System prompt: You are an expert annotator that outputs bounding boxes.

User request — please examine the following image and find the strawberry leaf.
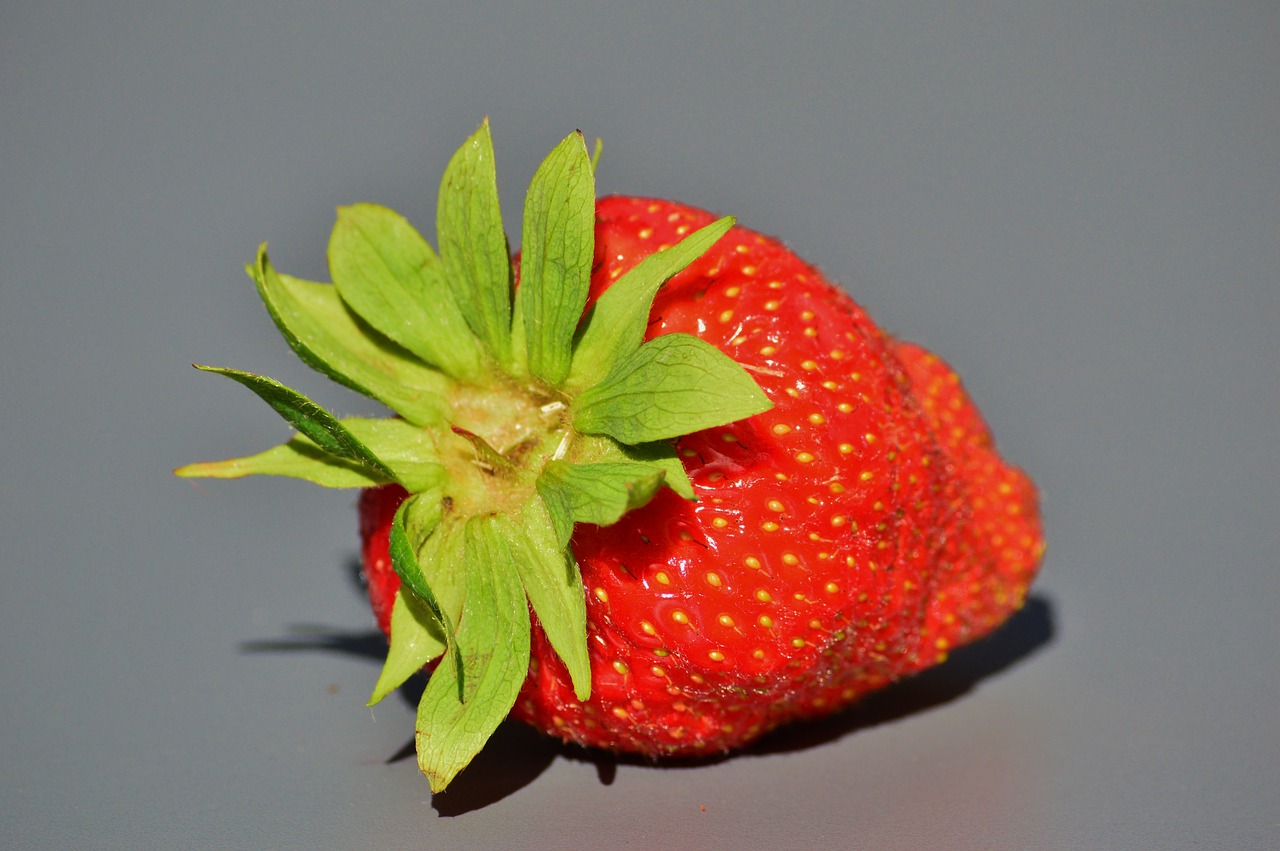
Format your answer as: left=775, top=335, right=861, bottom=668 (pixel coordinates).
left=516, top=130, right=595, bottom=386
left=438, top=119, right=512, bottom=365
left=338, top=418, right=443, bottom=492
left=174, top=439, right=388, bottom=487
left=619, top=440, right=695, bottom=500
left=388, top=497, right=451, bottom=629
left=572, top=334, right=773, bottom=443
left=174, top=418, right=442, bottom=491
left=536, top=460, right=666, bottom=547
left=194, top=366, right=395, bottom=478
left=507, top=501, right=590, bottom=699
left=250, top=248, right=450, bottom=426
left=415, top=515, right=531, bottom=792
left=368, top=588, right=447, bottom=706
left=568, top=216, right=734, bottom=389
left=328, top=204, right=484, bottom=382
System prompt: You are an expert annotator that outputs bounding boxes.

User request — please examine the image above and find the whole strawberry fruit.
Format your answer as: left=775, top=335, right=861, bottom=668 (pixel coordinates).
left=179, top=121, right=1043, bottom=791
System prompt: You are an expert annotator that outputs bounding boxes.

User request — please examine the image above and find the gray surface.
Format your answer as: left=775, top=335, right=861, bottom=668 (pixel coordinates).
left=3, top=2, right=1276, bottom=848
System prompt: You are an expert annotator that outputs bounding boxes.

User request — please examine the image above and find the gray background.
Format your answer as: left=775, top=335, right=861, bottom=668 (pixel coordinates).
left=3, top=2, right=1276, bottom=848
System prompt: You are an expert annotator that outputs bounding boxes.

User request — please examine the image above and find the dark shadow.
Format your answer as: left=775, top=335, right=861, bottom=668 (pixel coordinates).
left=242, top=558, right=1055, bottom=812
left=430, top=721, right=563, bottom=817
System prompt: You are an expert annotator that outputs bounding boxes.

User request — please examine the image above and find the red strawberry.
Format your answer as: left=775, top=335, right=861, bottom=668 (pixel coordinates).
left=179, top=122, right=1042, bottom=790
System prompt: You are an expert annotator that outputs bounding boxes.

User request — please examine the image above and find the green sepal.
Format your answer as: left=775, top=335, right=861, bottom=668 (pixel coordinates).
left=438, top=119, right=512, bottom=365
left=415, top=515, right=531, bottom=792
left=516, top=130, right=595, bottom=386
left=368, top=588, right=447, bottom=706
left=328, top=204, right=484, bottom=382
left=619, top=440, right=695, bottom=501
left=589, top=138, right=603, bottom=175
left=173, top=418, right=443, bottom=491
left=507, top=500, right=590, bottom=699
left=572, top=334, right=774, bottom=443
left=568, top=216, right=734, bottom=389
left=194, top=366, right=396, bottom=479
left=249, top=246, right=450, bottom=426
left=174, top=438, right=386, bottom=488
left=389, top=497, right=448, bottom=623
left=536, top=460, right=666, bottom=547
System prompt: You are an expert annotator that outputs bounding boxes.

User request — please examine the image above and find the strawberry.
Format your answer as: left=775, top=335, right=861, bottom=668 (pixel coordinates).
left=178, top=121, right=1042, bottom=791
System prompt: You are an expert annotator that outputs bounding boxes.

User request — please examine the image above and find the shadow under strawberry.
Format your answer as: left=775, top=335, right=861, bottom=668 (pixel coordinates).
left=241, top=558, right=1054, bottom=815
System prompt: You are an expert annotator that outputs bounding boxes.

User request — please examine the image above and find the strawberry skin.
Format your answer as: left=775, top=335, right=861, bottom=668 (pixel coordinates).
left=359, top=196, right=1043, bottom=756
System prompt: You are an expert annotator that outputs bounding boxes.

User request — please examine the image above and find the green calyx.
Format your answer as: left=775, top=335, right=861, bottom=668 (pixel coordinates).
left=175, top=119, right=772, bottom=792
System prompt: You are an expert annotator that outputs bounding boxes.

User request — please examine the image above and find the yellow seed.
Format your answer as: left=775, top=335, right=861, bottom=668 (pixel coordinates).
left=795, top=452, right=815, bottom=464
left=758, top=614, right=774, bottom=628
left=808, top=413, right=826, bottom=425
left=708, top=650, right=726, bottom=662
left=655, top=571, right=671, bottom=585
left=825, top=582, right=840, bottom=594
left=801, top=310, right=815, bottom=321
left=725, top=286, right=741, bottom=297
left=768, top=499, right=786, bottom=513
left=838, top=443, right=854, bottom=454
left=718, top=614, right=735, bottom=628
left=831, top=515, right=847, bottom=527
left=838, top=402, right=853, bottom=413
left=860, top=470, right=874, bottom=481
left=761, top=521, right=780, bottom=532
left=613, top=707, right=630, bottom=720
left=651, top=665, right=666, bottom=677
left=640, top=620, right=657, bottom=636
left=705, top=572, right=723, bottom=588
left=760, top=345, right=777, bottom=356
left=744, top=556, right=762, bottom=569
left=638, top=228, right=653, bottom=239
left=612, top=660, right=630, bottom=675
left=752, top=649, right=765, bottom=660
left=771, top=423, right=792, bottom=435
left=767, top=280, right=784, bottom=289
left=801, top=359, right=818, bottom=371
left=741, top=265, right=757, bottom=276
left=671, top=610, right=690, bottom=625
left=594, top=587, right=609, bottom=603
left=791, top=637, right=806, bottom=648
left=764, top=300, right=781, bottom=311
left=781, top=553, right=799, bottom=566
left=718, top=309, right=734, bottom=323
left=755, top=589, right=772, bottom=603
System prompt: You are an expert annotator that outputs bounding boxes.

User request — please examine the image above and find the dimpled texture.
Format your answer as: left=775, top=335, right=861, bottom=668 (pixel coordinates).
left=358, top=196, right=1043, bottom=756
